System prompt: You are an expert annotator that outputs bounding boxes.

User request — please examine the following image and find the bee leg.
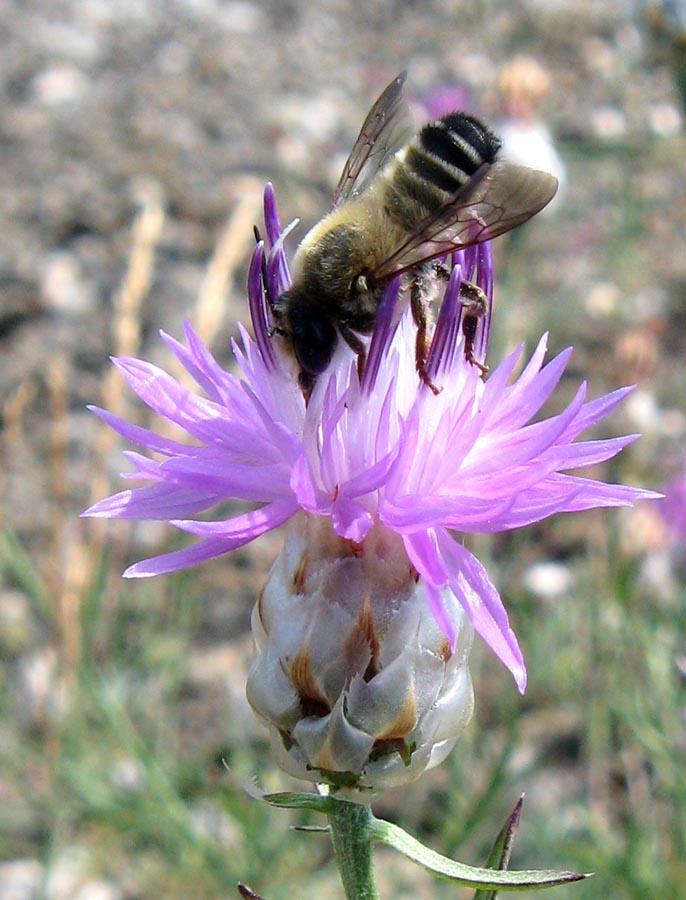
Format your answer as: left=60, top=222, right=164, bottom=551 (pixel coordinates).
left=431, top=261, right=451, bottom=283
left=410, top=271, right=441, bottom=395
left=338, top=322, right=368, bottom=381
left=459, top=280, right=489, bottom=377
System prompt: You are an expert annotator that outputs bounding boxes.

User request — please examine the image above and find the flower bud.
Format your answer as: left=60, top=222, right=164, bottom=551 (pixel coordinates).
left=246, top=513, right=474, bottom=798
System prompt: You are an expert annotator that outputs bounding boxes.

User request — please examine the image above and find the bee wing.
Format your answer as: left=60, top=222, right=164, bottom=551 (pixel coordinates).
left=372, top=161, right=559, bottom=281
left=331, top=72, right=415, bottom=209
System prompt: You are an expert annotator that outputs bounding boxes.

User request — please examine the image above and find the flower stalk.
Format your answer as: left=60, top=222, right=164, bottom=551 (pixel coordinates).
left=328, top=799, right=379, bottom=900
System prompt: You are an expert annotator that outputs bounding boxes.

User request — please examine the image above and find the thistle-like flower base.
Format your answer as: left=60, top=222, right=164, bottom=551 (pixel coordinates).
left=246, top=513, right=474, bottom=797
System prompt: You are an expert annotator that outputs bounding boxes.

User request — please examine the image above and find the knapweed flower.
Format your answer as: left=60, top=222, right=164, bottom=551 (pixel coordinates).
left=84, top=184, right=655, bottom=792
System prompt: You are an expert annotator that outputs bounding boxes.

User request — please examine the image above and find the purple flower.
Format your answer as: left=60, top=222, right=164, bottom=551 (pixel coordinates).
left=658, top=471, right=686, bottom=543
left=422, top=85, right=474, bottom=120
left=83, top=184, right=657, bottom=693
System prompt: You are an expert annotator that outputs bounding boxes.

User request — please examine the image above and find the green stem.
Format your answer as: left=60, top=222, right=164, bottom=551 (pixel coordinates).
left=327, top=798, right=380, bottom=900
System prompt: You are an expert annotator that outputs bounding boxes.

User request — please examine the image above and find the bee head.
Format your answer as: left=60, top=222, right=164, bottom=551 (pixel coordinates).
left=277, top=291, right=338, bottom=378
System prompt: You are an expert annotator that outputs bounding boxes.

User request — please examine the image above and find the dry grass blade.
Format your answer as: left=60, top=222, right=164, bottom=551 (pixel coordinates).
left=192, top=176, right=264, bottom=347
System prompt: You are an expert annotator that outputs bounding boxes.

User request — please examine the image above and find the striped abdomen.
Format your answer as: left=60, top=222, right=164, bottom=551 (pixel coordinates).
left=382, top=113, right=502, bottom=230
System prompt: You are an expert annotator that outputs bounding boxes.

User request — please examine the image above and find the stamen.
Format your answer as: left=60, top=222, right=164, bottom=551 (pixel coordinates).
left=361, top=278, right=401, bottom=395
left=247, top=241, right=278, bottom=371
left=425, top=264, right=463, bottom=380
left=266, top=217, right=299, bottom=300
left=458, top=246, right=478, bottom=283
left=262, top=182, right=282, bottom=247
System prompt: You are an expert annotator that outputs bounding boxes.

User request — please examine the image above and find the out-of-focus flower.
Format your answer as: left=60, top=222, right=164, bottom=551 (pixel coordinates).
left=84, top=185, right=656, bottom=704
left=422, top=85, right=473, bottom=120
left=658, top=471, right=686, bottom=541
left=495, top=57, right=566, bottom=201
left=497, top=56, right=551, bottom=122
left=656, top=470, right=686, bottom=579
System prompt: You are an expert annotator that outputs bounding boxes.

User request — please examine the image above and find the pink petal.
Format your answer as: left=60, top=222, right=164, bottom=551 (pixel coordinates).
left=290, top=453, right=330, bottom=513
left=88, top=406, right=194, bottom=457
left=83, top=483, right=220, bottom=520
left=160, top=457, right=292, bottom=501
left=331, top=497, right=373, bottom=542
left=170, top=498, right=298, bottom=537
left=124, top=538, right=245, bottom=578
left=404, top=529, right=526, bottom=692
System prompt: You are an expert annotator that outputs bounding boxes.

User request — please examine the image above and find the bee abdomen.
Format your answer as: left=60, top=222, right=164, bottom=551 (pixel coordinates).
left=384, top=113, right=502, bottom=229
left=420, top=113, right=501, bottom=182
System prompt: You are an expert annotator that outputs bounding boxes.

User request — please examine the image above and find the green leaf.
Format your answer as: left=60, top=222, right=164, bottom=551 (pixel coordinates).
left=474, top=796, right=524, bottom=900
left=370, top=815, right=589, bottom=892
left=260, top=790, right=334, bottom=814
left=223, top=765, right=335, bottom=814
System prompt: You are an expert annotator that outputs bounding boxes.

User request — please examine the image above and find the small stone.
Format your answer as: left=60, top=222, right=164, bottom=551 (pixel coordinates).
left=40, top=252, right=97, bottom=315
left=0, top=859, right=43, bottom=900
left=30, top=65, right=89, bottom=106
left=650, top=102, right=682, bottom=137
left=590, top=105, right=627, bottom=140
left=523, top=561, right=574, bottom=599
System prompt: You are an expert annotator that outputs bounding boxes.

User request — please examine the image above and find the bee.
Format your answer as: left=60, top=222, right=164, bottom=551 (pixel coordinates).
left=270, top=72, right=558, bottom=396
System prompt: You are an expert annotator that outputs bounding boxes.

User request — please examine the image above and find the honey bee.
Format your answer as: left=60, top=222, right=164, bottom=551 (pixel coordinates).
left=270, top=72, right=558, bottom=395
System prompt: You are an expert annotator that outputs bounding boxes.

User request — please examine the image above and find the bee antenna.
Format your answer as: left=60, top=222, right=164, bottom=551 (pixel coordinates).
left=253, top=225, right=262, bottom=244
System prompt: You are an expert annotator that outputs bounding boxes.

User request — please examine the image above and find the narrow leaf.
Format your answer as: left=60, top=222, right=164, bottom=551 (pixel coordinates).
left=474, top=796, right=524, bottom=900
left=261, top=790, right=334, bottom=814
left=371, top=816, right=589, bottom=891
left=237, top=884, right=267, bottom=899
left=1, top=529, right=53, bottom=624
left=223, top=766, right=334, bottom=814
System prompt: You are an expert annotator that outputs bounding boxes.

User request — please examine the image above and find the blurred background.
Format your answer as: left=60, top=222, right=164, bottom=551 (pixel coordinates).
left=1, top=0, right=685, bottom=897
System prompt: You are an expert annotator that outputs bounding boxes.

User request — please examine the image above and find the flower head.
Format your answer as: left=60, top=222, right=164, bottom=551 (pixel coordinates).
left=84, top=184, right=656, bottom=695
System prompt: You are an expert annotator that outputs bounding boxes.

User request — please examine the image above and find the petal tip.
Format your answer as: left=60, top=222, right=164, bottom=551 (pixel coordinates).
left=122, top=563, right=154, bottom=579
left=514, top=667, right=528, bottom=695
